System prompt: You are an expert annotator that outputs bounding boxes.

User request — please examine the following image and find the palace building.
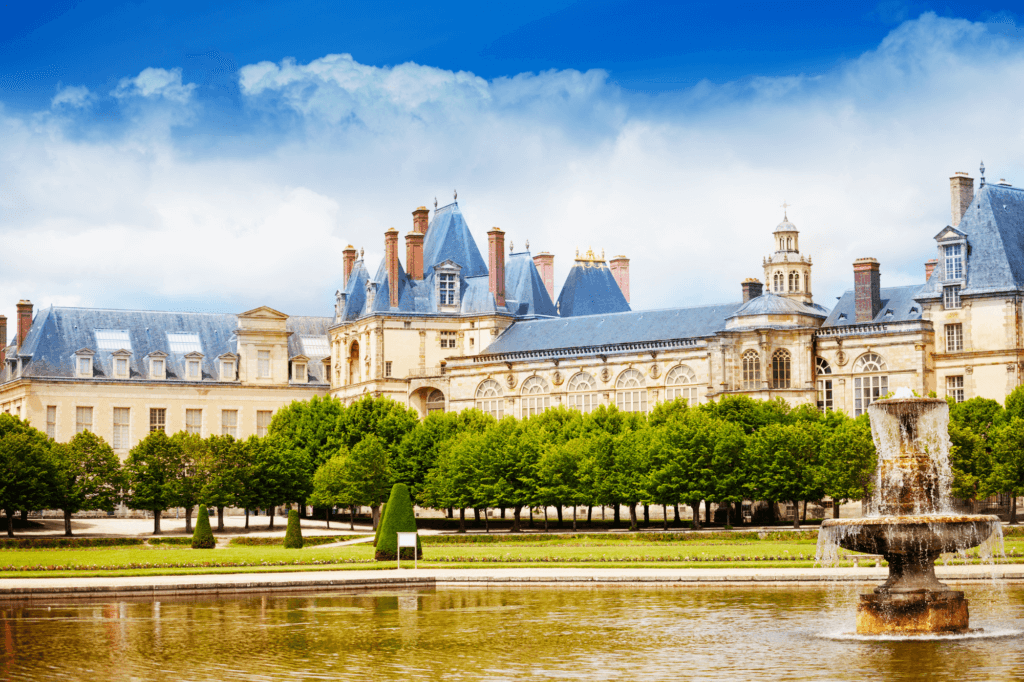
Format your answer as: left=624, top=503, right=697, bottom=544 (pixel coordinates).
left=2, top=167, right=1022, bottom=454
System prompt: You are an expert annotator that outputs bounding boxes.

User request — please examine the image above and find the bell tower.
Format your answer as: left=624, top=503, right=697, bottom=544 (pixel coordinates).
left=762, top=204, right=813, bottom=305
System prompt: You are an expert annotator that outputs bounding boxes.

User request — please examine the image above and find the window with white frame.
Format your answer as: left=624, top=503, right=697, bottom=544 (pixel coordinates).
left=742, top=350, right=761, bottom=390
left=520, top=376, right=551, bottom=417
left=616, top=368, right=647, bottom=413
left=75, top=406, right=93, bottom=434
left=185, top=409, right=202, bottom=435
left=257, top=410, right=273, bottom=437
left=567, top=372, right=598, bottom=413
left=771, top=349, right=792, bottom=389
left=816, top=357, right=833, bottom=412
left=150, top=408, right=166, bottom=433
left=113, top=408, right=130, bottom=449
left=219, top=356, right=236, bottom=381
left=46, top=406, right=56, bottom=439
left=947, top=376, right=965, bottom=403
left=188, top=360, right=201, bottom=379
left=292, top=362, right=307, bottom=383
left=221, top=409, right=238, bottom=437
left=76, top=351, right=94, bottom=378
left=788, top=272, right=800, bottom=292
left=149, top=355, right=166, bottom=380
left=945, top=324, right=964, bottom=353
left=944, top=285, right=961, bottom=310
left=945, top=243, right=963, bottom=279
left=258, top=350, right=271, bottom=379
left=385, top=361, right=393, bottom=377
left=665, top=365, right=699, bottom=405
left=853, top=353, right=889, bottom=417
left=426, top=390, right=446, bottom=414
left=438, top=274, right=458, bottom=306
left=475, top=379, right=504, bottom=418
left=440, top=331, right=457, bottom=349
left=115, top=357, right=129, bottom=378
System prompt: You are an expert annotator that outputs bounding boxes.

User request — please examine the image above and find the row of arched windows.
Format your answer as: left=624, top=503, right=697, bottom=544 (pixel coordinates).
left=772, top=271, right=804, bottom=293
left=741, top=348, right=792, bottom=389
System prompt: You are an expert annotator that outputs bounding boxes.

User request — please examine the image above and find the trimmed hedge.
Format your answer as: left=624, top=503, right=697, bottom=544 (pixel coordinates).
left=148, top=537, right=195, bottom=546
left=229, top=535, right=361, bottom=547
left=375, top=484, right=420, bottom=561
left=191, top=507, right=216, bottom=549
left=373, top=503, right=386, bottom=547
left=0, top=537, right=145, bottom=550
left=283, top=510, right=303, bottom=549
left=420, top=530, right=819, bottom=544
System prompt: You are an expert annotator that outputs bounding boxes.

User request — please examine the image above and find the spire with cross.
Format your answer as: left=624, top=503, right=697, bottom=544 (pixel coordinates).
left=781, top=201, right=791, bottom=220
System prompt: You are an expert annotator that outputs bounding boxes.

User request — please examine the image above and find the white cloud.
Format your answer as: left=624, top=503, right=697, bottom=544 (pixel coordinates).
left=111, top=67, right=197, bottom=103
left=50, top=84, right=92, bottom=109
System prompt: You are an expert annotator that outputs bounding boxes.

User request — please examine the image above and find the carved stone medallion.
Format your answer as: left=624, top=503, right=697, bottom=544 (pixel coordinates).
left=552, top=370, right=564, bottom=386
left=506, top=373, right=518, bottom=389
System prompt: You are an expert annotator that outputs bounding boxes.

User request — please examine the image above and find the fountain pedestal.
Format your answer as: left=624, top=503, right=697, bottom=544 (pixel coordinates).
left=857, top=591, right=968, bottom=635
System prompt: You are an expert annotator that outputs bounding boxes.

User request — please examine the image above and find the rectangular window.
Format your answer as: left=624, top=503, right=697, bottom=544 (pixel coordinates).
left=112, top=408, right=130, bottom=449
left=221, top=409, right=238, bottom=437
left=300, top=336, right=330, bottom=358
left=476, top=399, right=504, bottom=419
left=385, top=361, right=392, bottom=377
left=816, top=380, right=833, bottom=413
left=115, top=357, right=128, bottom=377
left=187, top=359, right=201, bottom=380
left=439, top=274, right=457, bottom=306
left=947, top=376, right=965, bottom=403
left=78, top=357, right=91, bottom=376
left=945, top=323, right=963, bottom=353
left=149, top=408, right=166, bottom=433
left=75, top=406, right=93, bottom=434
left=46, top=406, right=56, bottom=439
left=853, top=376, right=888, bottom=417
left=95, top=329, right=132, bottom=352
left=221, top=360, right=235, bottom=380
left=185, top=409, right=202, bottom=435
left=667, top=386, right=701, bottom=406
left=567, top=393, right=598, bottom=414
left=151, top=358, right=165, bottom=378
left=521, top=396, right=550, bottom=418
left=440, top=331, right=457, bottom=349
left=257, top=410, right=273, bottom=437
left=943, top=285, right=961, bottom=310
left=945, top=243, right=963, bottom=279
left=293, top=363, right=307, bottom=382
left=166, top=332, right=202, bottom=354
left=258, top=350, right=271, bottom=378
left=404, top=321, right=412, bottom=329
left=616, top=390, right=648, bottom=414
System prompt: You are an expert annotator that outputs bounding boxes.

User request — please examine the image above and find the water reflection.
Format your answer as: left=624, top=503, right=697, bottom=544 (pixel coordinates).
left=1, top=585, right=1023, bottom=680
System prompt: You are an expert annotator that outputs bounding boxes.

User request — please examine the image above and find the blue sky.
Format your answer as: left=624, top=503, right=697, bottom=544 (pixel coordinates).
left=1, top=1, right=1024, bottom=326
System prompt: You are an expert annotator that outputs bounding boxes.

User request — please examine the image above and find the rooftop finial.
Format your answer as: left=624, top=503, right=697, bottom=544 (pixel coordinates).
left=980, top=161, right=986, bottom=187
left=454, top=189, right=457, bottom=202
left=359, top=247, right=364, bottom=259
left=509, top=240, right=514, bottom=253
left=525, top=239, right=530, bottom=251
left=781, top=200, right=790, bottom=220
left=434, top=197, right=437, bottom=210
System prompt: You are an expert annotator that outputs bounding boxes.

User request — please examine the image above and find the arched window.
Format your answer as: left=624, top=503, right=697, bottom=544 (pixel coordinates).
left=853, top=353, right=888, bottom=416
left=426, top=389, right=445, bottom=415
left=348, top=341, right=360, bottom=385
left=521, top=376, right=551, bottom=417
left=786, top=237, right=792, bottom=250
left=789, top=271, right=800, bottom=292
left=815, top=358, right=833, bottom=412
left=773, top=271, right=783, bottom=293
left=771, top=349, right=791, bottom=389
left=475, top=379, right=504, bottom=419
left=742, top=350, right=761, bottom=390
left=567, top=372, right=598, bottom=414
left=615, top=368, right=647, bottom=413
left=665, top=365, right=700, bottom=405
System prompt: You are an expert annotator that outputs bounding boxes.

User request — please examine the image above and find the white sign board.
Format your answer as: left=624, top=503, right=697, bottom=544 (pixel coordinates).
left=396, top=532, right=418, bottom=569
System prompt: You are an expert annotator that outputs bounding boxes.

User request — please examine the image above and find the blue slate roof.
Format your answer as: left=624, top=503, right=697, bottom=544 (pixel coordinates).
left=728, top=293, right=828, bottom=319
left=5, top=307, right=330, bottom=384
left=423, top=202, right=488, bottom=279
left=505, top=252, right=557, bottom=317
left=822, top=285, right=925, bottom=327
left=484, top=303, right=741, bottom=355
left=556, top=259, right=631, bottom=317
left=916, top=182, right=1024, bottom=299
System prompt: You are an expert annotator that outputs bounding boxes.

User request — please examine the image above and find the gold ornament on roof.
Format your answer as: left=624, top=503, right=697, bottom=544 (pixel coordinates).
left=576, top=248, right=606, bottom=263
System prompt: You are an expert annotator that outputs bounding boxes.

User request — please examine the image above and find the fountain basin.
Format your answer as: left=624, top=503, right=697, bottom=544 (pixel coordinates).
left=821, top=515, right=1000, bottom=558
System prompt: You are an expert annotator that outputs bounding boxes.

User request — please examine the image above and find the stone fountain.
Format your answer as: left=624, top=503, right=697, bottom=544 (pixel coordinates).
left=818, top=390, right=1003, bottom=635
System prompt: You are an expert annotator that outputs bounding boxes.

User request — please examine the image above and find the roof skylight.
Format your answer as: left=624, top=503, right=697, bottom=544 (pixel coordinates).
left=95, top=329, right=132, bottom=352
left=301, top=336, right=330, bottom=358
left=167, top=332, right=202, bottom=354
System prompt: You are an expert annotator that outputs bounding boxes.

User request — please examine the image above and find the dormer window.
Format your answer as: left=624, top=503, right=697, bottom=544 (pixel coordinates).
left=74, top=349, right=95, bottom=378
left=147, top=351, right=168, bottom=380
left=945, top=244, right=963, bottom=280
left=112, top=349, right=132, bottom=379
left=290, top=355, right=309, bottom=383
left=184, top=351, right=204, bottom=381
left=439, top=274, right=457, bottom=305
left=218, top=353, right=238, bottom=382
left=433, top=260, right=462, bottom=311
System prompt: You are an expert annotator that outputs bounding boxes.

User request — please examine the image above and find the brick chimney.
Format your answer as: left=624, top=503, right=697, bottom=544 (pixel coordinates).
left=742, top=278, right=763, bottom=303
left=853, top=259, right=882, bottom=323
left=405, top=231, right=424, bottom=280
left=488, top=227, right=506, bottom=307
left=533, top=252, right=555, bottom=301
left=385, top=228, right=400, bottom=308
left=16, top=300, right=33, bottom=350
left=412, top=206, right=430, bottom=235
left=0, top=315, right=6, bottom=366
left=950, top=172, right=974, bottom=227
left=609, top=256, right=630, bottom=303
left=925, top=259, right=938, bottom=281
left=343, top=245, right=357, bottom=285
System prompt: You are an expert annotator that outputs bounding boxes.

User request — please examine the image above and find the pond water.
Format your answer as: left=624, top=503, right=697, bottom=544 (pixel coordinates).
left=2, top=584, right=1024, bottom=681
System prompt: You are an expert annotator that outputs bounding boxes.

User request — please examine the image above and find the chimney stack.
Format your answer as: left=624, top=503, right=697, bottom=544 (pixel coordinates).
left=16, top=300, right=33, bottom=350
left=385, top=229, right=400, bottom=308
left=533, top=252, right=555, bottom=301
left=609, top=256, right=630, bottom=303
left=0, top=315, right=6, bottom=367
left=742, top=278, right=763, bottom=303
left=488, top=227, right=506, bottom=307
left=412, top=206, right=430, bottom=235
left=925, top=259, right=938, bottom=281
left=950, top=172, right=974, bottom=227
left=405, top=231, right=424, bottom=280
left=343, top=245, right=357, bottom=286
left=853, top=259, right=882, bottom=323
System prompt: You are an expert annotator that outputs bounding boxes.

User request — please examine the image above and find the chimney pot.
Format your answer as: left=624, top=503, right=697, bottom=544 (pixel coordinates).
left=741, top=278, right=763, bottom=303
left=405, top=231, right=424, bottom=280
left=343, top=245, right=357, bottom=287
left=384, top=229, right=400, bottom=308
left=487, top=228, right=506, bottom=307
left=16, top=300, right=33, bottom=350
left=533, top=252, right=555, bottom=301
left=609, top=256, right=631, bottom=303
left=412, top=206, right=430, bottom=235
left=853, top=258, right=882, bottom=323
left=950, top=173, right=974, bottom=227
left=925, top=259, right=938, bottom=281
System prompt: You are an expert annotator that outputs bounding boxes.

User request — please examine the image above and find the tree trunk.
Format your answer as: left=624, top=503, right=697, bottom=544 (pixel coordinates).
left=474, top=508, right=481, bottom=522
left=64, top=509, right=73, bottom=536
left=529, top=506, right=535, bottom=528
left=458, top=507, right=466, bottom=533
left=628, top=504, right=638, bottom=531
left=1011, top=496, right=1018, bottom=525
left=154, top=509, right=162, bottom=535
left=833, top=502, right=841, bottom=519
left=500, top=507, right=505, bottom=519
left=674, top=503, right=681, bottom=524
left=5, top=510, right=12, bottom=537
left=572, top=506, right=577, bottom=532
left=544, top=506, right=549, bottom=531
left=350, top=505, right=356, bottom=530
left=614, top=504, right=620, bottom=524
left=644, top=504, right=649, bottom=525
left=447, top=507, right=453, bottom=519
left=326, top=507, right=330, bottom=529
left=704, top=500, right=711, bottom=525
left=269, top=506, right=275, bottom=530
left=185, top=506, right=193, bottom=535
left=511, top=505, right=522, bottom=533
left=484, top=509, right=489, bottom=533
left=217, top=506, right=225, bottom=532
left=371, top=505, right=380, bottom=530
left=587, top=505, right=593, bottom=524
left=19, top=510, right=26, bottom=523
left=299, top=502, right=306, bottom=519
left=691, top=501, right=701, bottom=530
left=792, top=500, right=801, bottom=529
left=663, top=504, right=668, bottom=531
left=802, top=500, right=808, bottom=522
left=245, top=508, right=250, bottom=529
left=724, top=503, right=731, bottom=528
left=556, top=506, right=563, bottom=528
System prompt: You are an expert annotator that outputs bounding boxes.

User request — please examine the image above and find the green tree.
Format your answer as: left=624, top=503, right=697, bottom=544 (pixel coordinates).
left=242, top=435, right=308, bottom=530
left=699, top=395, right=790, bottom=434
left=374, top=483, right=421, bottom=561
left=268, top=395, right=346, bottom=504
left=342, top=434, right=392, bottom=529
left=747, top=423, right=822, bottom=528
left=395, top=409, right=494, bottom=504
left=124, top=430, right=176, bottom=535
left=818, top=414, right=876, bottom=517
left=309, top=452, right=352, bottom=529
left=949, top=421, right=985, bottom=503
left=201, top=435, right=244, bottom=532
left=710, top=420, right=748, bottom=526
left=651, top=410, right=719, bottom=530
left=50, top=431, right=122, bottom=536
left=1004, top=386, right=1024, bottom=422
left=0, top=414, right=54, bottom=537
left=478, top=417, right=540, bottom=533
left=987, top=419, right=1024, bottom=524
left=166, top=432, right=206, bottom=534
left=422, top=432, right=482, bottom=532
left=191, top=505, right=215, bottom=549
left=338, top=395, right=419, bottom=455
left=536, top=436, right=589, bottom=531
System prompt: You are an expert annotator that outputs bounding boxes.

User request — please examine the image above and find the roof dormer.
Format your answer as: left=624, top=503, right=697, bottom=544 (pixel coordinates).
left=74, top=348, right=95, bottom=379
left=111, top=348, right=132, bottom=379
left=146, top=350, right=168, bottom=380
left=184, top=351, right=204, bottom=381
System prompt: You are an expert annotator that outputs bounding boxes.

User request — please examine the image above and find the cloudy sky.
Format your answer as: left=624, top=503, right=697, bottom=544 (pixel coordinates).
left=1, top=1, right=1023, bottom=333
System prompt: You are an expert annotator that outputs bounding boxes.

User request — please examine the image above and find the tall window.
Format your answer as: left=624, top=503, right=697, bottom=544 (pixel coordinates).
left=521, top=376, right=551, bottom=417
left=256, top=410, right=273, bottom=437
left=616, top=369, right=647, bottom=413
left=945, top=324, right=963, bottom=352
left=258, top=350, right=271, bottom=378
left=567, top=372, right=598, bottom=414
left=185, top=409, right=202, bottom=435
left=788, top=272, right=799, bottom=292
left=742, top=350, right=761, bottom=390
left=943, top=285, right=961, bottom=310
left=426, top=390, right=446, bottom=415
left=475, top=379, right=504, bottom=418
left=77, top=356, right=92, bottom=376
left=771, top=349, right=791, bottom=389
left=773, top=272, right=783, bottom=293
left=385, top=361, right=393, bottom=377
left=149, top=408, right=166, bottom=433
left=221, top=410, right=238, bottom=437
left=115, top=357, right=129, bottom=378
left=439, top=273, right=457, bottom=306
left=947, top=376, right=965, bottom=403
left=151, top=357, right=165, bottom=379
left=112, top=408, right=130, bottom=449
left=665, top=365, right=699, bottom=405
left=440, top=331, right=457, bottom=349
left=816, top=358, right=833, bottom=412
left=853, top=353, right=888, bottom=417
left=75, top=406, right=93, bottom=434
left=46, top=406, right=56, bottom=439
left=187, top=359, right=201, bottom=380
left=945, top=243, right=963, bottom=279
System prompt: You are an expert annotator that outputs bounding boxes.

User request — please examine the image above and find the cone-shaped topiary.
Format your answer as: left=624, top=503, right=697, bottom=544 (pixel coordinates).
left=191, top=506, right=215, bottom=549
left=373, top=503, right=386, bottom=546
left=374, top=484, right=421, bottom=561
left=283, top=509, right=304, bottom=549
